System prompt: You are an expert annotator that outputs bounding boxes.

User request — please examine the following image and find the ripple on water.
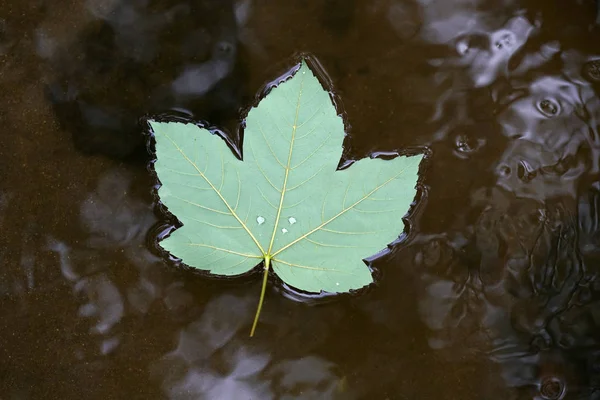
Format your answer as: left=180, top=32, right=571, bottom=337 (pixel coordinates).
left=404, top=5, right=600, bottom=393
left=4, top=0, right=600, bottom=398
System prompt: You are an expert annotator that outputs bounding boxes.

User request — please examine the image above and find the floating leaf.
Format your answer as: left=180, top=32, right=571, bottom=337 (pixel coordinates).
left=148, top=60, right=423, bottom=336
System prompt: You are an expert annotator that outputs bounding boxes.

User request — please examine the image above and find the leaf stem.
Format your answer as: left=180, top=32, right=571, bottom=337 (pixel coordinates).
left=250, top=256, right=270, bottom=337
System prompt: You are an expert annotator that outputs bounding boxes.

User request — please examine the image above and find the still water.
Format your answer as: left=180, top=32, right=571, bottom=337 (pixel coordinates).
left=1, top=0, right=600, bottom=398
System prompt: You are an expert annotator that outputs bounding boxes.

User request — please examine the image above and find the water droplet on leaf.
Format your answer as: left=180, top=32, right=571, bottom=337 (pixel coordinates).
left=257, top=216, right=265, bottom=225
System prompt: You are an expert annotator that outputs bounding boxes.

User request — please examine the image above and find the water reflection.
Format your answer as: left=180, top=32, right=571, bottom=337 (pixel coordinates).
left=391, top=2, right=600, bottom=398
left=450, top=16, right=534, bottom=87
left=42, top=0, right=243, bottom=159
left=153, top=293, right=345, bottom=399
left=410, top=188, right=600, bottom=397
left=47, top=168, right=161, bottom=358
left=3, top=0, right=600, bottom=398
left=495, top=70, right=598, bottom=199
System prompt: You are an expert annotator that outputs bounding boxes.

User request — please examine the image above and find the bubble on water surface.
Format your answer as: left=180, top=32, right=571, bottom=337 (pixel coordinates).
left=583, top=59, right=600, bottom=81
left=494, top=32, right=515, bottom=50
left=537, top=98, right=560, bottom=117
left=539, top=376, right=566, bottom=400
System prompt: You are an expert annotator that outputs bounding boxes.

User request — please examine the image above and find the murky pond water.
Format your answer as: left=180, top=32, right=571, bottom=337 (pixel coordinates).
left=2, top=0, right=600, bottom=398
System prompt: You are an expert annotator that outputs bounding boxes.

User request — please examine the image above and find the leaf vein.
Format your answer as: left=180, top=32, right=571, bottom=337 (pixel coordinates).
left=286, top=163, right=328, bottom=192
left=305, top=237, right=371, bottom=249
left=352, top=207, right=405, bottom=214
left=257, top=185, right=279, bottom=209
left=274, top=258, right=354, bottom=274
left=220, top=256, right=255, bottom=271
left=257, top=119, right=287, bottom=167
left=186, top=243, right=262, bottom=258
left=189, top=218, right=243, bottom=229
left=271, top=167, right=409, bottom=257
left=321, top=228, right=389, bottom=235
left=158, top=131, right=265, bottom=254
left=266, top=68, right=305, bottom=254
left=250, top=144, right=283, bottom=193
left=296, top=104, right=323, bottom=130
left=169, top=195, right=230, bottom=215
left=161, top=167, right=201, bottom=177
left=291, top=131, right=333, bottom=169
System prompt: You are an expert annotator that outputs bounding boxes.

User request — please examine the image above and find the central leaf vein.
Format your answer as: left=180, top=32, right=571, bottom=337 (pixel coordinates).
left=266, top=71, right=305, bottom=254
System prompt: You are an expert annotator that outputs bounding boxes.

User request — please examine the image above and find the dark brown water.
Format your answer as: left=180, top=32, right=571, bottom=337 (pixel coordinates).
left=2, top=0, right=600, bottom=398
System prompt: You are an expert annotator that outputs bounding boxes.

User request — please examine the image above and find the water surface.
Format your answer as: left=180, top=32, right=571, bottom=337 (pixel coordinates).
left=1, top=0, right=600, bottom=398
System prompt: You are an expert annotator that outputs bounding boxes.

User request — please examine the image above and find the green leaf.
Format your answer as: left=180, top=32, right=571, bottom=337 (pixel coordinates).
left=149, top=60, right=423, bottom=336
